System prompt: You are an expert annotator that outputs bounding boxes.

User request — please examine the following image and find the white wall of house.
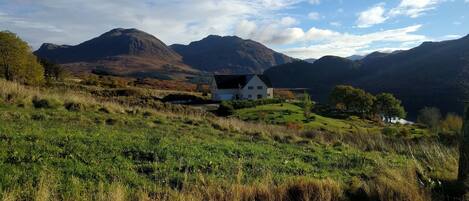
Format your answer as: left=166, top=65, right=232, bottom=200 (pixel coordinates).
left=240, top=76, right=272, bottom=100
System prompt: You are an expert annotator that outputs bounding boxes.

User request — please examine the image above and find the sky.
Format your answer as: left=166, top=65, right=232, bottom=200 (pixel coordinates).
left=0, top=0, right=468, bottom=59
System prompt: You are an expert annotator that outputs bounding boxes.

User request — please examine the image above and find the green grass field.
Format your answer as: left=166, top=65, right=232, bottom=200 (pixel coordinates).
left=0, top=80, right=460, bottom=200
left=233, top=103, right=430, bottom=138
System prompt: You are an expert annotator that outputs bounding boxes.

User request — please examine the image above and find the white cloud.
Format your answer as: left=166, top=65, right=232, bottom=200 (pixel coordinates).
left=235, top=20, right=257, bottom=37
left=329, top=22, right=341, bottom=27
left=308, top=12, right=320, bottom=20
left=279, top=16, right=298, bottom=26
left=441, top=34, right=461, bottom=39
left=356, top=5, right=388, bottom=28
left=304, top=27, right=340, bottom=40
left=0, top=0, right=303, bottom=49
left=309, top=0, right=320, bottom=5
left=235, top=19, right=305, bottom=45
left=389, top=0, right=440, bottom=18
left=281, top=25, right=428, bottom=58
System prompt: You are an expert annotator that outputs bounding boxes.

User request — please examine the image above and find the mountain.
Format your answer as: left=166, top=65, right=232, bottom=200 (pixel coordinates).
left=35, top=28, right=196, bottom=79
left=346, top=55, right=365, bottom=61
left=265, top=35, right=469, bottom=118
left=170, top=35, right=295, bottom=74
left=304, top=58, right=317, bottom=63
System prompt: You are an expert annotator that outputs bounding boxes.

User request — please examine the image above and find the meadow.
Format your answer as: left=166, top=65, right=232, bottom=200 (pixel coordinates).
left=0, top=79, right=461, bottom=201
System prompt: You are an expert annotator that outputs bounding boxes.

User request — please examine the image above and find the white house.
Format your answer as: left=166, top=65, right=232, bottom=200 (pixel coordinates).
left=210, top=74, right=274, bottom=101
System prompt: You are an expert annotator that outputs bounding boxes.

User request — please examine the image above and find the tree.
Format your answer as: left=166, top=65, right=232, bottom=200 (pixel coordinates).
left=440, top=113, right=463, bottom=134
left=39, top=58, right=65, bottom=81
left=417, top=107, right=441, bottom=131
left=373, top=93, right=406, bottom=123
left=303, top=92, right=313, bottom=119
left=330, top=85, right=375, bottom=118
left=0, top=31, right=44, bottom=84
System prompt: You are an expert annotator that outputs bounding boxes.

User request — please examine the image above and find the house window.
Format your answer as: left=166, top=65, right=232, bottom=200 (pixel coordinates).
left=257, top=86, right=263, bottom=90
left=257, top=94, right=263, bottom=99
left=248, top=95, right=252, bottom=98
left=248, top=86, right=254, bottom=90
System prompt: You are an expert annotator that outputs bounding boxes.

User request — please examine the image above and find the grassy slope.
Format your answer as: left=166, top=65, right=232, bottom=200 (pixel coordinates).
left=0, top=80, right=459, bottom=200
left=233, top=103, right=429, bottom=137
left=0, top=105, right=411, bottom=197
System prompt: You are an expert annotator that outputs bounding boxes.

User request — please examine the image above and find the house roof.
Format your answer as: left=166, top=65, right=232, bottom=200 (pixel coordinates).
left=213, top=74, right=272, bottom=89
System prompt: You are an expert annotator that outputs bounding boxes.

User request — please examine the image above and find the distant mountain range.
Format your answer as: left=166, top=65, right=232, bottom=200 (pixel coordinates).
left=304, top=58, right=317, bottom=63
left=170, top=35, right=294, bottom=73
left=34, top=28, right=469, bottom=117
left=35, top=28, right=294, bottom=78
left=347, top=55, right=365, bottom=61
left=265, top=34, right=469, bottom=118
left=35, top=28, right=195, bottom=79
left=304, top=55, right=364, bottom=64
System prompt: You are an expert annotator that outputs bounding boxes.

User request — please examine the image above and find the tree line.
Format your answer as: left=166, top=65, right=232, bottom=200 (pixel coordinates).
left=0, top=31, right=65, bottom=85
left=327, top=85, right=406, bottom=122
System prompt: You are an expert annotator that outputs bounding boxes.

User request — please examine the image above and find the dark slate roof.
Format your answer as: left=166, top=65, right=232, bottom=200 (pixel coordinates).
left=257, top=75, right=273, bottom=87
left=213, top=74, right=272, bottom=89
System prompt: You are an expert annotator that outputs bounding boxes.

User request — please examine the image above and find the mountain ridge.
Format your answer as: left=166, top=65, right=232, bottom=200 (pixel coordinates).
left=265, top=35, right=469, bottom=118
left=34, top=28, right=196, bottom=79
left=170, top=35, right=295, bottom=74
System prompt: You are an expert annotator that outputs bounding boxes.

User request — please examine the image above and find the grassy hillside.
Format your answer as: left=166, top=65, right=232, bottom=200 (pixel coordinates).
left=0, top=79, right=461, bottom=200
left=233, top=103, right=429, bottom=138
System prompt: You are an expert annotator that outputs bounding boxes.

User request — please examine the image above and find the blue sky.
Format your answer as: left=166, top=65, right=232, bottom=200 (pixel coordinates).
left=0, top=0, right=468, bottom=58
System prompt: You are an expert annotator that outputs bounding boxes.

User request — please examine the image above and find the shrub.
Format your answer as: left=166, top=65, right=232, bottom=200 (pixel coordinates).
left=440, top=113, right=463, bottom=134
left=417, top=107, right=441, bottom=131
left=98, top=106, right=111, bottom=114
left=398, top=128, right=412, bottom=138
left=216, top=102, right=234, bottom=116
left=31, top=113, right=47, bottom=121
left=382, top=127, right=399, bottom=136
left=64, top=101, right=85, bottom=112
left=32, top=96, right=62, bottom=109
left=221, top=98, right=285, bottom=111
left=105, top=118, right=119, bottom=125
left=162, top=93, right=207, bottom=104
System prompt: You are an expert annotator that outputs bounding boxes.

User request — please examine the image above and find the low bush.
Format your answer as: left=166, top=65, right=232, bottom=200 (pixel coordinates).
left=64, top=101, right=86, bottom=112
left=382, top=127, right=400, bottom=136
left=32, top=96, right=62, bottom=109
left=227, top=98, right=285, bottom=109
left=216, top=102, right=235, bottom=116
left=313, top=104, right=352, bottom=119
left=162, top=93, right=208, bottom=104
left=216, top=99, right=286, bottom=116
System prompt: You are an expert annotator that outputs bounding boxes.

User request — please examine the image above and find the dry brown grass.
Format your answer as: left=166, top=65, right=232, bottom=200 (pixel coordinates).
left=366, top=167, right=431, bottom=201
left=1, top=169, right=437, bottom=201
